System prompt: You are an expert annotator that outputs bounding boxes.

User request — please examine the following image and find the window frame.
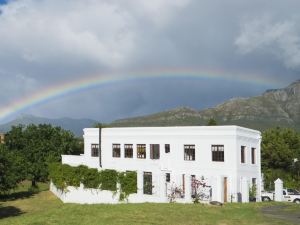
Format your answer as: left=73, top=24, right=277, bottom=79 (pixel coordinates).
left=251, top=147, right=256, bottom=164
left=165, top=144, right=170, bottom=153
left=150, top=144, right=160, bottom=159
left=241, top=146, right=246, bottom=163
left=211, top=145, right=224, bottom=162
left=91, top=144, right=99, bottom=157
left=137, top=144, right=146, bottom=159
left=112, top=143, right=121, bottom=158
left=124, top=144, right=133, bottom=158
left=184, top=145, right=195, bottom=161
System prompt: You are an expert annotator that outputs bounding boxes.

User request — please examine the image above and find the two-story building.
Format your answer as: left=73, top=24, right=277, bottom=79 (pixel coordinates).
left=51, top=126, right=262, bottom=204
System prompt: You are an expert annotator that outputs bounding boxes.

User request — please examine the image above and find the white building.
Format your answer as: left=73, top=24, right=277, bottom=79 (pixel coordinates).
left=51, top=126, right=262, bottom=204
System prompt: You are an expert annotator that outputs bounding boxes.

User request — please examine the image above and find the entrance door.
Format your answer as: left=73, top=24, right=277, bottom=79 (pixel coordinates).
left=224, top=177, right=227, bottom=203
left=143, top=172, right=152, bottom=195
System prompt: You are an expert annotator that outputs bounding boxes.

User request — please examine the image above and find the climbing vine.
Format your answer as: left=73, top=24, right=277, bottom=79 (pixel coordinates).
left=48, top=163, right=137, bottom=201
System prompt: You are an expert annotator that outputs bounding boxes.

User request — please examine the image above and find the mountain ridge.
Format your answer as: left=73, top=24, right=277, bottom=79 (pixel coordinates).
left=0, top=114, right=98, bottom=136
left=111, top=80, right=300, bottom=131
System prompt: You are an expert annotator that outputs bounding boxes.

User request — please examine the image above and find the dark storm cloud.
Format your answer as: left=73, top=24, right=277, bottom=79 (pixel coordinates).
left=0, top=0, right=299, bottom=123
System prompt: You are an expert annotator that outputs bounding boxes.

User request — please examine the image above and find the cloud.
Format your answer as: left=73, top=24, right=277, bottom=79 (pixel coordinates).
left=235, top=16, right=300, bottom=69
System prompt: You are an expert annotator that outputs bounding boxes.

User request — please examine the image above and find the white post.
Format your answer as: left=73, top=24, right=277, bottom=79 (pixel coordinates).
left=185, top=174, right=192, bottom=203
left=241, top=177, right=249, bottom=203
left=137, top=171, right=143, bottom=196
left=274, top=178, right=283, bottom=202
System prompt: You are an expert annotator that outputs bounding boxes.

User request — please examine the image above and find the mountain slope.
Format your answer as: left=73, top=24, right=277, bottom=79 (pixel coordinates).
left=111, top=80, right=300, bottom=131
left=0, top=114, right=98, bottom=136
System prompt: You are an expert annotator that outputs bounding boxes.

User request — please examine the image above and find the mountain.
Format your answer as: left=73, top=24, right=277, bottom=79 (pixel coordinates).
left=0, top=114, right=98, bottom=136
left=111, top=80, right=300, bottom=131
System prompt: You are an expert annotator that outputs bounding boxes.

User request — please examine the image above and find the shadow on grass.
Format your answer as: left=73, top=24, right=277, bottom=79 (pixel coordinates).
left=0, top=190, right=35, bottom=202
left=0, top=205, right=23, bottom=219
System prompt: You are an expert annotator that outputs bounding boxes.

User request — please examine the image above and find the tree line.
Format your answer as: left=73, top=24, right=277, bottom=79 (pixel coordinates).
left=0, top=123, right=300, bottom=194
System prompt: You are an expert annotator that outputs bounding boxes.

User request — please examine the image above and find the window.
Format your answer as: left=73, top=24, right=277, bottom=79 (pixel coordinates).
left=137, top=144, right=146, bottom=159
left=112, top=144, right=121, bottom=158
left=165, top=144, right=170, bottom=153
left=184, top=145, right=195, bottom=161
left=143, top=172, right=152, bottom=195
left=251, top=148, right=256, bottom=164
left=166, top=173, right=170, bottom=182
left=252, top=178, right=256, bottom=187
left=241, top=146, right=246, bottom=163
left=91, top=144, right=99, bottom=157
left=150, top=144, right=160, bottom=159
left=212, top=145, right=224, bottom=162
left=124, top=144, right=133, bottom=158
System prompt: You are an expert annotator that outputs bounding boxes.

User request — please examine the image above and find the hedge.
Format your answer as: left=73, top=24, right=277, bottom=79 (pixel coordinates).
left=48, top=163, right=137, bottom=201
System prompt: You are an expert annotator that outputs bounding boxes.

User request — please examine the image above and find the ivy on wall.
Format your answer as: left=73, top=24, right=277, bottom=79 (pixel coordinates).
left=48, top=163, right=137, bottom=201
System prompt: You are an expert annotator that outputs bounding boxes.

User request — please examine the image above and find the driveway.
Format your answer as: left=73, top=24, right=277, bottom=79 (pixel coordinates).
left=261, top=205, right=300, bottom=224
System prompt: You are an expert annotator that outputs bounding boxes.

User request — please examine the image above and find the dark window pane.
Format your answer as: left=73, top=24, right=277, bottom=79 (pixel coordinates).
left=184, top=145, right=195, bottom=161
left=251, top=148, right=256, bottom=164
left=165, top=144, right=170, bottom=153
left=143, top=172, right=152, bottom=194
left=137, top=144, right=146, bottom=159
left=112, top=144, right=121, bottom=158
left=241, top=146, right=246, bottom=163
left=166, top=173, right=170, bottom=182
left=91, top=144, right=99, bottom=157
left=150, top=144, right=160, bottom=159
left=124, top=144, right=133, bottom=158
left=212, top=145, right=224, bottom=162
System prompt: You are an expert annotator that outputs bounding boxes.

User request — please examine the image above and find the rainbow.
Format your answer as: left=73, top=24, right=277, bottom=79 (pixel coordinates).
left=0, top=69, right=283, bottom=122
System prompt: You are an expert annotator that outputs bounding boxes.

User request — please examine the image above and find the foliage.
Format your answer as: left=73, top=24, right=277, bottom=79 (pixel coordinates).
left=99, top=170, right=118, bottom=191
left=82, top=168, right=101, bottom=189
left=0, top=145, right=25, bottom=194
left=249, top=184, right=257, bottom=199
left=207, top=118, right=217, bottom=126
left=118, top=171, right=137, bottom=201
left=261, top=127, right=300, bottom=189
left=48, top=163, right=137, bottom=200
left=5, top=124, right=81, bottom=186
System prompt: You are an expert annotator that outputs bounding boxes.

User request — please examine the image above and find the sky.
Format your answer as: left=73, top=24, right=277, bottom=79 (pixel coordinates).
left=0, top=0, right=299, bottom=123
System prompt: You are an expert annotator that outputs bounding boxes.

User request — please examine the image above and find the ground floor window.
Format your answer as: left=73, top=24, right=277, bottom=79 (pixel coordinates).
left=143, top=172, right=152, bottom=195
left=166, top=173, right=170, bottom=183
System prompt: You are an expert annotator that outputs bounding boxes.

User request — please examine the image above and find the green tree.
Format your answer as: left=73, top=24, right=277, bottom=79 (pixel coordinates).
left=207, top=118, right=217, bottom=126
left=5, top=124, right=81, bottom=187
left=0, top=144, right=25, bottom=194
left=262, top=127, right=300, bottom=170
left=261, top=127, right=300, bottom=189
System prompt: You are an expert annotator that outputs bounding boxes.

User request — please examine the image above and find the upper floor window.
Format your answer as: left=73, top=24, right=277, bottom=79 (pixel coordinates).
left=251, top=148, right=256, bottom=164
left=150, top=144, right=160, bottom=159
left=241, top=146, right=246, bottom=163
left=112, top=144, right=121, bottom=158
left=212, top=145, right=224, bottom=162
left=184, top=145, right=195, bottom=161
left=165, top=144, right=170, bottom=153
left=91, top=144, right=99, bottom=157
left=124, top=144, right=133, bottom=158
left=137, top=144, right=146, bottom=159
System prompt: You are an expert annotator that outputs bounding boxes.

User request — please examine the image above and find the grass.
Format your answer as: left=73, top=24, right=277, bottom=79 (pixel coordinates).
left=0, top=182, right=299, bottom=225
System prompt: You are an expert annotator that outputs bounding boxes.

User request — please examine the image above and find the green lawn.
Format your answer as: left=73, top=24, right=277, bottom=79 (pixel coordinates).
left=0, top=183, right=298, bottom=225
